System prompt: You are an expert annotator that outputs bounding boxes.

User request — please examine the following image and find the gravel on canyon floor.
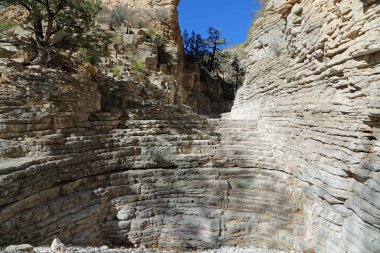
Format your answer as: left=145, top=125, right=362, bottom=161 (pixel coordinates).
left=0, top=246, right=292, bottom=253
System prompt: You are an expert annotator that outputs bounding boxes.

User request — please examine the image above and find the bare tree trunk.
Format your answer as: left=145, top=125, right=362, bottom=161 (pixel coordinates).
left=31, top=41, right=52, bottom=66
left=31, top=17, right=49, bottom=65
left=235, top=75, right=239, bottom=93
left=31, top=49, right=48, bottom=65
left=208, top=43, right=217, bottom=72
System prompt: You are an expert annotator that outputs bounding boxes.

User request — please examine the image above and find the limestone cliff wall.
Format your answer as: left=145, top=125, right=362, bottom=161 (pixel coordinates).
left=100, top=0, right=185, bottom=104
left=1, top=0, right=379, bottom=252
left=230, top=0, right=380, bottom=252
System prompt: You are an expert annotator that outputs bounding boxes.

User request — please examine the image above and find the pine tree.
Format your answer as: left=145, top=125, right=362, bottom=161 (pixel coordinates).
left=204, top=27, right=227, bottom=72
left=231, top=56, right=244, bottom=92
left=182, top=29, right=207, bottom=62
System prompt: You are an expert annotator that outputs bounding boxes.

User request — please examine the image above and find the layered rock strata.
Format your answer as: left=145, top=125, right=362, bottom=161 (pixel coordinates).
left=0, top=0, right=379, bottom=253
left=231, top=0, right=380, bottom=252
left=0, top=65, right=305, bottom=251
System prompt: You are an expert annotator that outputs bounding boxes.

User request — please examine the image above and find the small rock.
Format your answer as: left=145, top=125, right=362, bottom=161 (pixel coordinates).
left=51, top=238, right=66, bottom=253
left=99, top=245, right=109, bottom=250
left=5, top=244, right=34, bottom=252
left=26, top=65, right=41, bottom=69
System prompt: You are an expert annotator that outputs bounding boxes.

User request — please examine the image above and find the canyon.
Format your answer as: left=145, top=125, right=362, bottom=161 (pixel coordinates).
left=0, top=0, right=379, bottom=253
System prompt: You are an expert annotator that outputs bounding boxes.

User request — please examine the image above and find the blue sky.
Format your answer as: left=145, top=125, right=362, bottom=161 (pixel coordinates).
left=178, top=0, right=260, bottom=47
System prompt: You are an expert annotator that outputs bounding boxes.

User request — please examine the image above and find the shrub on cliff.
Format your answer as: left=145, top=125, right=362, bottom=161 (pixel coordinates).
left=131, top=60, right=145, bottom=73
left=155, top=8, right=170, bottom=23
left=0, top=0, right=102, bottom=66
left=97, top=4, right=129, bottom=28
left=231, top=55, right=245, bottom=92
left=0, top=21, right=15, bottom=33
left=251, top=0, right=269, bottom=21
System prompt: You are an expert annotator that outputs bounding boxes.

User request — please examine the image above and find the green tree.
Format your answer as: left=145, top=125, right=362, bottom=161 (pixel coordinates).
left=204, top=27, right=227, bottom=72
left=0, top=0, right=101, bottom=65
left=183, top=29, right=192, bottom=55
left=183, top=29, right=207, bottom=62
left=231, top=55, right=244, bottom=92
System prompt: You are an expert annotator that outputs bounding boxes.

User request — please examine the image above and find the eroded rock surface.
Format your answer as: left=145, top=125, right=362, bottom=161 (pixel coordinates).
left=0, top=0, right=379, bottom=253
left=0, top=63, right=304, bottom=250
left=231, top=0, right=380, bottom=252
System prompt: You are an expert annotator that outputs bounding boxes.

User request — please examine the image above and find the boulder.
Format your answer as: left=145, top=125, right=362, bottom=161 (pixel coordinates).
left=5, top=244, right=34, bottom=252
left=51, top=238, right=66, bottom=253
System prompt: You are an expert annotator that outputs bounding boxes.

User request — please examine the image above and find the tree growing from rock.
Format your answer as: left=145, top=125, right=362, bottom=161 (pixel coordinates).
left=182, top=27, right=228, bottom=73
left=0, top=0, right=101, bottom=65
left=204, top=27, right=227, bottom=72
left=231, top=55, right=244, bottom=92
left=183, top=29, right=207, bottom=62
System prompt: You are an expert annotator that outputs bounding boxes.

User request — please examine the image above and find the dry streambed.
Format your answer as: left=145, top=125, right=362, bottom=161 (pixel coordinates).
left=0, top=246, right=291, bottom=253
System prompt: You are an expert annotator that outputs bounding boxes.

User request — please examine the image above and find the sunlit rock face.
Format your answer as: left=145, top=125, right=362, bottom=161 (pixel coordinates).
left=102, top=0, right=181, bottom=47
left=100, top=0, right=185, bottom=101
left=231, top=0, right=380, bottom=252
left=102, top=0, right=179, bottom=8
